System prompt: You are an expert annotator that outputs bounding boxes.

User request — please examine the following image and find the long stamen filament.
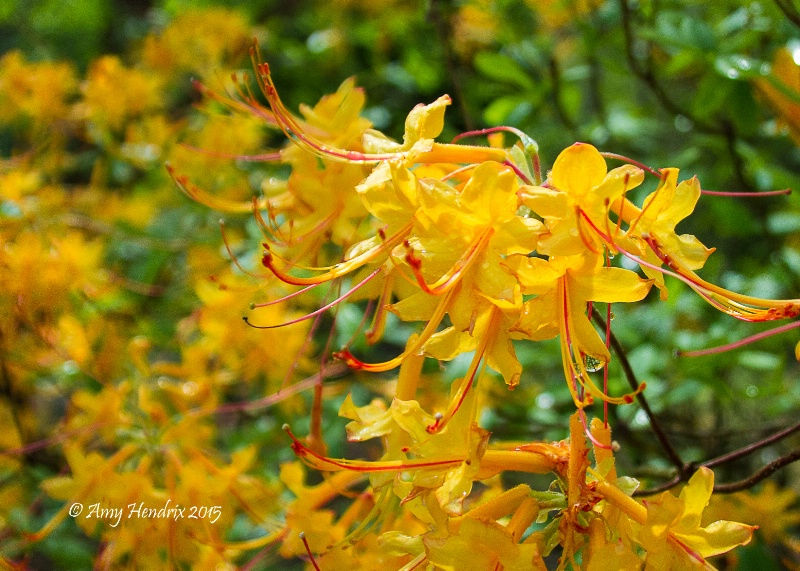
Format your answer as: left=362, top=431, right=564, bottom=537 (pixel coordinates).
left=336, top=287, right=456, bottom=372
left=262, top=221, right=412, bottom=285
left=283, top=425, right=464, bottom=472
left=406, top=228, right=494, bottom=295
left=428, top=306, right=499, bottom=433
left=679, top=319, right=800, bottom=357
left=168, top=165, right=276, bottom=213
left=243, top=267, right=381, bottom=329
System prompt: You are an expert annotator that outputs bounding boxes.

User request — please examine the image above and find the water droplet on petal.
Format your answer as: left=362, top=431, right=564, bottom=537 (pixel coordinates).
left=584, top=355, right=605, bottom=373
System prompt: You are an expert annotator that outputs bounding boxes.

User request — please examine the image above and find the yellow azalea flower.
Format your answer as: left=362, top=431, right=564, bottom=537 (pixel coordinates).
left=520, top=142, right=644, bottom=256
left=255, top=60, right=507, bottom=167
left=508, top=252, right=652, bottom=407
left=424, top=517, right=546, bottom=571
left=191, top=272, right=310, bottom=388
left=342, top=161, right=542, bottom=394
left=611, top=168, right=714, bottom=300
left=640, top=468, right=755, bottom=569
left=329, top=384, right=486, bottom=514
left=452, top=0, right=498, bottom=58
left=525, top=0, right=604, bottom=29
left=0, top=168, right=41, bottom=202
left=362, top=94, right=451, bottom=158
left=278, top=461, right=365, bottom=557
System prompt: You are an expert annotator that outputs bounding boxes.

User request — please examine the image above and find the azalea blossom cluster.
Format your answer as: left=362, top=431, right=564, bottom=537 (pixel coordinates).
left=168, top=47, right=800, bottom=569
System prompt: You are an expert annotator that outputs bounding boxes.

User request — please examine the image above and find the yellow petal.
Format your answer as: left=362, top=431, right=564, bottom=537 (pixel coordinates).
left=511, top=292, right=559, bottom=341
left=551, top=142, right=607, bottom=198
left=569, top=266, right=653, bottom=304
left=593, top=164, right=644, bottom=205
left=654, top=176, right=702, bottom=231
left=677, top=467, right=714, bottom=531
left=519, top=185, right=568, bottom=218
left=679, top=520, right=756, bottom=558
left=403, top=94, right=451, bottom=147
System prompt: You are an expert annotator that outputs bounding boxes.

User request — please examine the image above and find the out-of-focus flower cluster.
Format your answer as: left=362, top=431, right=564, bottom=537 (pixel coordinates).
left=0, top=9, right=311, bottom=569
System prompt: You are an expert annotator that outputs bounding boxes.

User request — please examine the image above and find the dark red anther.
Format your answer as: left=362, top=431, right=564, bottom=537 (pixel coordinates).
left=405, top=252, right=421, bottom=270
left=623, top=394, right=634, bottom=404
left=333, top=349, right=364, bottom=370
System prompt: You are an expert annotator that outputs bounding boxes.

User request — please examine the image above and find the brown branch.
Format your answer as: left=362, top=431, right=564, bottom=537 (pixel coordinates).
left=592, top=313, right=687, bottom=475
left=714, top=449, right=800, bottom=493
left=618, top=0, right=720, bottom=135
left=774, top=0, right=800, bottom=28
left=703, top=419, right=800, bottom=469
left=428, top=0, right=474, bottom=131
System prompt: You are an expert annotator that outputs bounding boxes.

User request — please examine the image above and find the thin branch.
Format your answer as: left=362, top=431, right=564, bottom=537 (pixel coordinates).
left=714, top=449, right=800, bottom=493
left=618, top=0, right=729, bottom=137
left=428, top=0, right=474, bottom=131
left=635, top=475, right=682, bottom=497
left=703, top=419, right=800, bottom=469
left=592, top=313, right=686, bottom=474
left=774, top=0, right=800, bottom=28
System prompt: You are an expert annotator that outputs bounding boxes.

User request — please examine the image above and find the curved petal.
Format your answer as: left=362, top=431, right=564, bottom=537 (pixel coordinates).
left=551, top=143, right=607, bottom=199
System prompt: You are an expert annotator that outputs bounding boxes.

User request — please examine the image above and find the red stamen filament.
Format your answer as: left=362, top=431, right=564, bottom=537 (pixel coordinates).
left=365, top=270, right=394, bottom=344
left=191, top=77, right=278, bottom=127
left=178, top=144, right=282, bottom=163
left=452, top=125, right=542, bottom=183
left=282, top=425, right=464, bottom=472
left=428, top=306, right=499, bottom=433
left=679, top=319, right=800, bottom=357
left=643, top=235, right=800, bottom=320
left=262, top=221, right=412, bottom=285
left=600, top=152, right=660, bottom=177
left=604, top=302, right=612, bottom=427
left=502, top=160, right=533, bottom=185
left=579, top=409, right=611, bottom=450
left=700, top=188, right=791, bottom=197
left=243, top=267, right=381, bottom=329
left=298, top=533, right=322, bottom=571
left=249, top=282, right=320, bottom=308
left=219, top=220, right=270, bottom=278
left=336, top=287, right=455, bottom=372
left=627, top=170, right=669, bottom=235
left=168, top=164, right=275, bottom=214
left=440, top=163, right=478, bottom=182
left=407, top=228, right=494, bottom=295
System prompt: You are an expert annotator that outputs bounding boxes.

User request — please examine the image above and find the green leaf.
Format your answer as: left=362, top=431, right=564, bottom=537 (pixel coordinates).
left=473, top=51, right=534, bottom=91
